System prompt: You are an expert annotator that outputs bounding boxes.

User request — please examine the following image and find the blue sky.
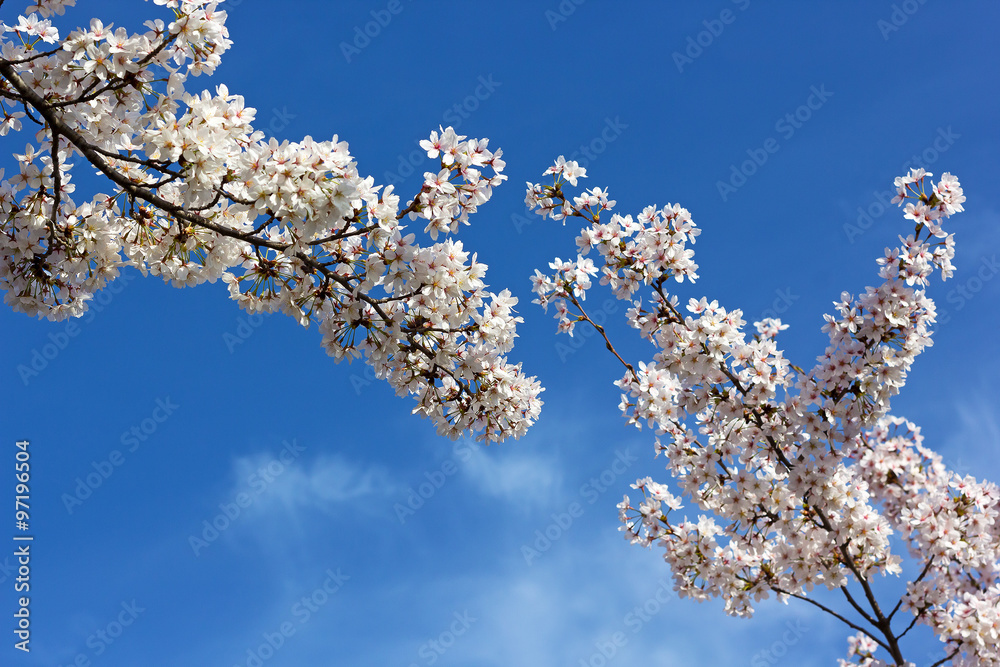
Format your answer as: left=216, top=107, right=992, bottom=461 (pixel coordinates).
left=2, top=1, right=999, bottom=665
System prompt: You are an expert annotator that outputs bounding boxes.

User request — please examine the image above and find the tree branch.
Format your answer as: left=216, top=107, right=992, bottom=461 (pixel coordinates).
left=0, top=58, right=485, bottom=408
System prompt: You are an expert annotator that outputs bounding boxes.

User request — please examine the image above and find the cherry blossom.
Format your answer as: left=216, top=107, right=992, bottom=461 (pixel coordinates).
left=0, top=0, right=540, bottom=443
left=2, top=1, right=995, bottom=664
left=530, top=157, right=991, bottom=666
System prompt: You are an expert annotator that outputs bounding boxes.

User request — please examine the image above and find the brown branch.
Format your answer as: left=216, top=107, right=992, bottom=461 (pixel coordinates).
left=567, top=291, right=637, bottom=383
left=3, top=46, right=62, bottom=66
left=772, top=586, right=891, bottom=653
left=929, top=647, right=960, bottom=667
left=0, top=59, right=484, bottom=409
left=311, top=222, right=378, bottom=246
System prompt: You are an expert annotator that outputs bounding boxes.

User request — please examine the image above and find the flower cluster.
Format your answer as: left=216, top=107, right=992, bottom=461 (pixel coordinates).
left=0, top=0, right=541, bottom=442
left=415, top=127, right=507, bottom=240
left=530, top=159, right=991, bottom=665
left=851, top=418, right=1000, bottom=665
left=837, top=632, right=913, bottom=667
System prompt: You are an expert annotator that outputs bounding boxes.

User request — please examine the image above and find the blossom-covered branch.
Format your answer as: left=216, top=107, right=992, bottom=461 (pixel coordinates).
left=529, top=156, right=996, bottom=666
left=0, top=0, right=542, bottom=442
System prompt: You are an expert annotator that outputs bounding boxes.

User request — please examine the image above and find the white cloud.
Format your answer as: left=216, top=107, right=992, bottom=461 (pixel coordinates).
left=389, top=530, right=832, bottom=667
left=230, top=451, right=395, bottom=516
left=461, top=445, right=562, bottom=511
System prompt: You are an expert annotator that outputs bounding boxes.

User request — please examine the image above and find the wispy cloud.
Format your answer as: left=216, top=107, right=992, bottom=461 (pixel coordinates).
left=231, top=451, right=395, bottom=515
left=461, top=445, right=562, bottom=511
left=417, top=530, right=832, bottom=667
